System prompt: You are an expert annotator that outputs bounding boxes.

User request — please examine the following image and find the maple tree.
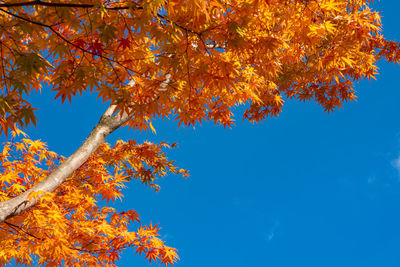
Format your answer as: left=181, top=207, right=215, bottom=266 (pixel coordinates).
left=0, top=0, right=399, bottom=266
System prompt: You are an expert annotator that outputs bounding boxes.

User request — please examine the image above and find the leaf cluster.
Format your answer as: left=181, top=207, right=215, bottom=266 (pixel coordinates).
left=0, top=134, right=187, bottom=266
left=0, top=0, right=398, bottom=132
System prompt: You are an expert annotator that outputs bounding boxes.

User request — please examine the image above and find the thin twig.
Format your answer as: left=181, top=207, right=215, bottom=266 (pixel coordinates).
left=4, top=220, right=44, bottom=240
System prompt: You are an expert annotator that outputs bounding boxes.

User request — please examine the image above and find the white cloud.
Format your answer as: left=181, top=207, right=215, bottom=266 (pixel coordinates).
left=391, top=155, right=400, bottom=175
left=265, top=220, right=280, bottom=242
left=267, top=232, right=274, bottom=241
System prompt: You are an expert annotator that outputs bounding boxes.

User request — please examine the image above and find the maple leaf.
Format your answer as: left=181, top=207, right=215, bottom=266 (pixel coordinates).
left=136, top=244, right=146, bottom=256
left=145, top=248, right=160, bottom=263
left=118, top=38, right=131, bottom=50
left=88, top=40, right=105, bottom=57
left=73, top=38, right=86, bottom=49
left=146, top=222, right=161, bottom=236
left=161, top=247, right=179, bottom=266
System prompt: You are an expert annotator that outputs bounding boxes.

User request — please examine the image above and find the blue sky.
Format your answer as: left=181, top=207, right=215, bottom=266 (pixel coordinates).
left=7, top=1, right=400, bottom=266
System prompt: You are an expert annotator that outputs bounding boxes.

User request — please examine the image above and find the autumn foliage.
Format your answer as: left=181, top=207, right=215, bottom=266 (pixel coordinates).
left=0, top=130, right=187, bottom=265
left=0, top=0, right=399, bottom=266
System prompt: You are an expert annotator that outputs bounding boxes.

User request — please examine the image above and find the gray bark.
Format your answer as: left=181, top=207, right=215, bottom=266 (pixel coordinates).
left=0, top=105, right=129, bottom=223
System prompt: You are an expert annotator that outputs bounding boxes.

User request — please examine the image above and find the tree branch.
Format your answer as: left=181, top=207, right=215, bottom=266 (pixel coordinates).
left=0, top=7, right=140, bottom=75
left=4, top=221, right=44, bottom=240
left=0, top=104, right=130, bottom=223
left=0, top=1, right=142, bottom=10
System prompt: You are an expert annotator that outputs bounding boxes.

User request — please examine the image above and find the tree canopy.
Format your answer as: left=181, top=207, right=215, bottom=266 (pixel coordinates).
left=0, top=0, right=399, bottom=266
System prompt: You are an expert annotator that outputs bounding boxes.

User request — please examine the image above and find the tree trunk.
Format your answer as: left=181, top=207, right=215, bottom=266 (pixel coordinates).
left=0, top=105, right=129, bottom=223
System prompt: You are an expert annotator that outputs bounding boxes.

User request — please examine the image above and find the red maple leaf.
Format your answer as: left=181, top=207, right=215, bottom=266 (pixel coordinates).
left=118, top=38, right=131, bottom=50
left=88, top=40, right=104, bottom=57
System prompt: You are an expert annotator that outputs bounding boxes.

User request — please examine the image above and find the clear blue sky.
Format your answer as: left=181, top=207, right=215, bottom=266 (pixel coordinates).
left=7, top=1, right=400, bottom=266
